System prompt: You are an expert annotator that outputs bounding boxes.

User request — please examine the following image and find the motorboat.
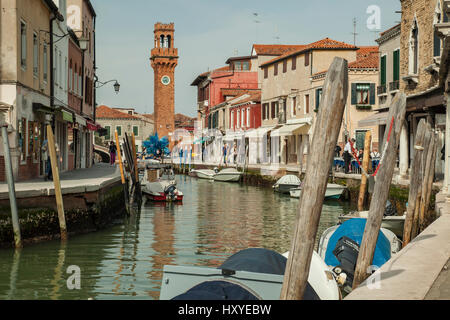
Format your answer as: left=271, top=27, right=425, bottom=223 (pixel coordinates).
left=159, top=248, right=341, bottom=300
left=192, top=169, right=215, bottom=180
left=213, top=168, right=242, bottom=182
left=272, top=175, right=301, bottom=194
left=317, top=218, right=401, bottom=293
left=337, top=201, right=405, bottom=238
left=290, top=183, right=346, bottom=200
left=141, top=164, right=183, bottom=202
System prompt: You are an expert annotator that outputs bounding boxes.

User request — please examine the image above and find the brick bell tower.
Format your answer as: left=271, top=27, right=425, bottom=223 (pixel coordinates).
left=150, top=22, right=178, bottom=145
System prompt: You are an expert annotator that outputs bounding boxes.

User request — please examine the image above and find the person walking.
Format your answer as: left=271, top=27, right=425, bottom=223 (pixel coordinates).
left=42, top=138, right=60, bottom=181
left=343, top=138, right=355, bottom=174
left=109, top=141, right=117, bottom=166
left=222, top=143, right=228, bottom=166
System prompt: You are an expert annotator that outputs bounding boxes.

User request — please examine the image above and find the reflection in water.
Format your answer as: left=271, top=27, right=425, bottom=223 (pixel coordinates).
left=0, top=176, right=353, bottom=300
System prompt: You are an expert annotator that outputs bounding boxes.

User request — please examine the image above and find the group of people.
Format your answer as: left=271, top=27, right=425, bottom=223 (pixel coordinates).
left=222, top=143, right=238, bottom=166
left=335, top=138, right=381, bottom=174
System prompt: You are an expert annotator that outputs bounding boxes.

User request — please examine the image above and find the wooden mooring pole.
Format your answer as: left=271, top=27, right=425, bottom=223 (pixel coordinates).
left=1, top=123, right=22, bottom=248
left=280, top=57, right=348, bottom=300
left=358, top=131, right=372, bottom=211
left=352, top=93, right=406, bottom=289
left=47, top=125, right=67, bottom=241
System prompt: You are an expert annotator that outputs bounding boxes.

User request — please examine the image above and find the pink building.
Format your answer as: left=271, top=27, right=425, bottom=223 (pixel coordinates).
left=229, top=92, right=262, bottom=131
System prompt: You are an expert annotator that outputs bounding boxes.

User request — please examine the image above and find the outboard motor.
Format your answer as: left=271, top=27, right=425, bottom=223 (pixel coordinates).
left=164, top=184, right=177, bottom=201
left=332, top=236, right=360, bottom=291
left=384, top=200, right=397, bottom=217
left=213, top=167, right=219, bottom=174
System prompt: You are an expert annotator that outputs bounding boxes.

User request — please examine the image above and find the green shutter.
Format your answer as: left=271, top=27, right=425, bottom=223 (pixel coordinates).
left=381, top=55, right=386, bottom=85
left=116, top=126, right=122, bottom=136
left=351, top=83, right=357, bottom=105
left=105, top=126, right=110, bottom=140
left=133, top=126, right=139, bottom=136
left=393, top=50, right=400, bottom=82
left=370, top=83, right=376, bottom=105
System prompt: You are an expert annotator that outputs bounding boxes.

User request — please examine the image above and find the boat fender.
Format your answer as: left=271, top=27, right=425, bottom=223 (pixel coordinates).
left=221, top=269, right=236, bottom=276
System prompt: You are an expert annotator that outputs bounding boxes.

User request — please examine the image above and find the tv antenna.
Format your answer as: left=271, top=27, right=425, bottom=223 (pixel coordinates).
left=351, top=18, right=358, bottom=46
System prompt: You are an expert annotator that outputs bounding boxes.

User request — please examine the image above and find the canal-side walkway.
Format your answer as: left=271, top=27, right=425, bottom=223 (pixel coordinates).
left=345, top=192, right=450, bottom=300
left=0, top=163, right=121, bottom=199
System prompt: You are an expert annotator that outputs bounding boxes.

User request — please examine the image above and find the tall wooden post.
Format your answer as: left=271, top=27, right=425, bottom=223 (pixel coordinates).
left=115, top=131, right=125, bottom=184
left=280, top=57, right=348, bottom=300
left=352, top=93, right=406, bottom=289
left=131, top=133, right=139, bottom=183
left=358, top=131, right=372, bottom=211
left=47, top=125, right=67, bottom=241
left=402, top=119, right=428, bottom=246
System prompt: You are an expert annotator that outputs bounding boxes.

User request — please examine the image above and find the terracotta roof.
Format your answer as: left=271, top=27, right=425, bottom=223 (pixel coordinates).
left=96, top=105, right=140, bottom=120
left=380, top=24, right=401, bottom=37
left=260, top=38, right=357, bottom=68
left=312, top=51, right=379, bottom=78
left=357, top=46, right=379, bottom=59
left=252, top=44, right=307, bottom=56
left=230, top=91, right=261, bottom=106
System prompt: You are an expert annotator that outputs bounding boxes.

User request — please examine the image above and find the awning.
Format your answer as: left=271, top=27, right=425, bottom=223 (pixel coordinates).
left=270, top=123, right=310, bottom=137
left=61, top=109, right=74, bottom=123
left=86, top=121, right=98, bottom=131
left=245, top=126, right=275, bottom=138
left=75, top=114, right=86, bottom=126
left=358, top=112, right=388, bottom=127
left=223, top=131, right=245, bottom=141
left=33, top=103, right=55, bottom=114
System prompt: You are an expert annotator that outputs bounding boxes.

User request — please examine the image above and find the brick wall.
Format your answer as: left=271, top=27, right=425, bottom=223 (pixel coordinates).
left=0, top=156, right=40, bottom=182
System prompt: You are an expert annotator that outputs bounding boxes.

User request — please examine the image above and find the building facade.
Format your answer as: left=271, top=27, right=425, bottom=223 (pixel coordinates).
left=0, top=0, right=62, bottom=181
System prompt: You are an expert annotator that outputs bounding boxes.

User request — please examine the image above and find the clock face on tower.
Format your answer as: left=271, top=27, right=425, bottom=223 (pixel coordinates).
left=161, top=75, right=171, bottom=85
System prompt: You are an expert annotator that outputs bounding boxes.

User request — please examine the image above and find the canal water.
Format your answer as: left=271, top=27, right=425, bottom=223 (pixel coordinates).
left=0, top=175, right=354, bottom=300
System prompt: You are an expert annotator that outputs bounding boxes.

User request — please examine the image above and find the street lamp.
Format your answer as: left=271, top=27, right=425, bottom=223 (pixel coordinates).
left=113, top=81, right=120, bottom=94
left=95, top=78, right=121, bottom=94
left=78, top=37, right=89, bottom=51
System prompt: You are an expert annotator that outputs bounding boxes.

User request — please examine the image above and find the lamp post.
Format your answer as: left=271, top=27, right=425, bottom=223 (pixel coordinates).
left=95, top=78, right=121, bottom=94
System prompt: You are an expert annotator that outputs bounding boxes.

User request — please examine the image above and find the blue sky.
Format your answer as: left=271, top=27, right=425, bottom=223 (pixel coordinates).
left=93, top=0, right=401, bottom=117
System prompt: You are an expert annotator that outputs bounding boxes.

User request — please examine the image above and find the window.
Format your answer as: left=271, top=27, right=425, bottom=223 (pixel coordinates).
left=264, top=67, right=268, bottom=79
left=18, top=118, right=27, bottom=162
left=242, top=61, right=250, bottom=70
left=69, top=60, right=73, bottom=93
left=247, top=108, right=250, bottom=127
left=271, top=102, right=276, bottom=119
left=355, top=84, right=370, bottom=105
left=231, top=111, right=234, bottom=129
left=380, top=55, right=386, bottom=86
left=292, top=57, right=297, bottom=70
left=59, top=51, right=62, bottom=87
left=393, top=50, right=400, bottom=82
left=79, top=67, right=82, bottom=96
left=305, top=94, right=310, bottom=114
left=410, top=20, right=419, bottom=75
left=262, top=103, right=268, bottom=120
left=133, top=126, right=139, bottom=136
left=237, top=110, right=240, bottom=128
left=116, top=126, right=122, bottom=137
left=283, top=60, right=287, bottom=73
left=292, top=97, right=297, bottom=116
left=105, top=126, right=111, bottom=140
left=434, top=0, right=443, bottom=57
left=274, top=63, right=278, bottom=76
left=355, top=130, right=368, bottom=150
left=305, top=53, right=310, bottom=66
left=315, top=88, right=323, bottom=110
left=43, top=43, right=48, bottom=82
left=234, top=61, right=241, bottom=71
left=21, top=21, right=26, bottom=69
left=241, top=108, right=245, bottom=127
left=33, top=33, right=38, bottom=76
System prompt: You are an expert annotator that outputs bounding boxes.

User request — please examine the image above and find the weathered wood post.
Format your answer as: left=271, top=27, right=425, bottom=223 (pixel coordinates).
left=352, top=93, right=406, bottom=289
left=131, top=132, right=139, bottom=183
left=280, top=57, right=348, bottom=300
left=47, top=125, right=67, bottom=241
left=115, top=131, right=125, bottom=184
left=402, top=119, right=428, bottom=246
left=358, top=131, right=372, bottom=211
left=1, top=123, right=22, bottom=248
left=418, top=130, right=437, bottom=233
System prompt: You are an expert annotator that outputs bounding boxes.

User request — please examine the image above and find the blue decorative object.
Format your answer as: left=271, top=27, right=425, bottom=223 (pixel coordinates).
left=142, top=132, right=170, bottom=158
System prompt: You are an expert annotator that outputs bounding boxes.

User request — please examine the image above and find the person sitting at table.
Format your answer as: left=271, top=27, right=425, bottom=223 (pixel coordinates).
left=370, top=149, right=380, bottom=158
left=334, top=145, right=342, bottom=157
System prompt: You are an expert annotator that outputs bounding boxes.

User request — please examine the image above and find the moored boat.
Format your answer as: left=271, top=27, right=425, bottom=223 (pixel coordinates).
left=273, top=175, right=301, bottom=194
left=290, top=183, right=346, bottom=200
left=213, top=168, right=242, bottom=182
left=141, top=164, right=183, bottom=202
left=193, top=169, right=215, bottom=180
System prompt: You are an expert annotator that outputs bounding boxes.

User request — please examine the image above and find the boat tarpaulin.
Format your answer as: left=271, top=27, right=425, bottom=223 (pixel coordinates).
left=274, top=175, right=301, bottom=186
left=324, top=218, right=391, bottom=268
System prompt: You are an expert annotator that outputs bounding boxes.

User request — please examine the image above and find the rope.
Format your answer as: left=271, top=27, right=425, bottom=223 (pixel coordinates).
left=349, top=116, right=395, bottom=178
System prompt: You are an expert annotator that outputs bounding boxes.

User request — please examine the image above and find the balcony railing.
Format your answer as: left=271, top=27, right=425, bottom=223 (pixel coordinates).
left=389, top=80, right=400, bottom=92
left=377, top=85, right=387, bottom=95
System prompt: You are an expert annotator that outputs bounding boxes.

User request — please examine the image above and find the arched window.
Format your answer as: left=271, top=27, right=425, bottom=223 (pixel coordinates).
left=434, top=0, right=443, bottom=57
left=163, top=35, right=169, bottom=48
left=160, top=35, right=164, bottom=48
left=167, top=35, right=171, bottom=48
left=409, top=18, right=419, bottom=75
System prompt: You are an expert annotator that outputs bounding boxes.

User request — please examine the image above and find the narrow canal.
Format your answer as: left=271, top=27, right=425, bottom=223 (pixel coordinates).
left=0, top=175, right=354, bottom=300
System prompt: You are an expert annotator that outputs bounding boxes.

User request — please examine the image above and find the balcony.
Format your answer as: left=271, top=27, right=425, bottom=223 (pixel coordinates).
left=389, top=80, right=399, bottom=92
left=377, top=85, right=387, bottom=96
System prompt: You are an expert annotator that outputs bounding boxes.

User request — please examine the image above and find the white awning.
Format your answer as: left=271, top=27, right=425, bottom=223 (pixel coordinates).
left=223, top=131, right=245, bottom=141
left=75, top=114, right=86, bottom=126
left=358, top=112, right=388, bottom=127
left=270, top=123, right=310, bottom=137
left=245, top=126, right=275, bottom=138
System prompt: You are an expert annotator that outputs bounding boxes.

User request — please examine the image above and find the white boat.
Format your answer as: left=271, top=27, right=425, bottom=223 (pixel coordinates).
left=213, top=168, right=242, bottom=182
left=192, top=169, right=215, bottom=180
left=141, top=165, right=183, bottom=202
left=273, top=175, right=301, bottom=194
left=159, top=248, right=341, bottom=300
left=338, top=210, right=406, bottom=238
left=290, top=183, right=346, bottom=200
